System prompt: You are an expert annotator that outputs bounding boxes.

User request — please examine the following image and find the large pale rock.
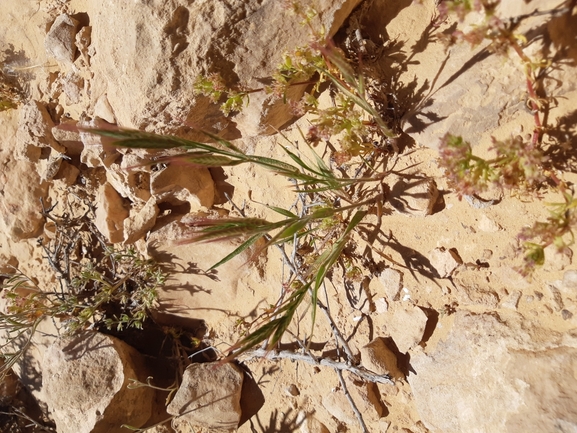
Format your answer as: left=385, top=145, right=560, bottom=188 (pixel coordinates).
left=0, top=160, right=49, bottom=240
left=87, top=0, right=361, bottom=136
left=167, top=362, right=244, bottom=432
left=42, top=332, right=154, bottom=433
left=45, top=14, right=80, bottom=64
left=386, top=305, right=428, bottom=353
left=408, top=312, right=577, bottom=432
left=94, top=182, right=129, bottom=243
left=402, top=0, right=570, bottom=151
left=150, top=164, right=214, bottom=211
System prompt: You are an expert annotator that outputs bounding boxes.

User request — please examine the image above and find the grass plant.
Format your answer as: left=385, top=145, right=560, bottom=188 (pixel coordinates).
left=87, top=125, right=385, bottom=358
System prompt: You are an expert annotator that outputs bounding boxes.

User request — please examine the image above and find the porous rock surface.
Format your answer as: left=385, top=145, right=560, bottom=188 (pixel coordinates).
left=408, top=312, right=577, bottom=432
left=86, top=0, right=362, bottom=136
left=0, top=159, right=49, bottom=241
left=42, top=332, right=154, bottom=433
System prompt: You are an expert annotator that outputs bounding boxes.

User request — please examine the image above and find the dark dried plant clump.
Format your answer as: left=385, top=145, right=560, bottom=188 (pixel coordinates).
left=0, top=200, right=166, bottom=381
left=0, top=69, right=22, bottom=112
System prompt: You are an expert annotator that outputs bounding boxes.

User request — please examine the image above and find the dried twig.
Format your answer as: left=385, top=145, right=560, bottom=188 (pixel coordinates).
left=242, top=348, right=393, bottom=385
left=336, top=368, right=369, bottom=433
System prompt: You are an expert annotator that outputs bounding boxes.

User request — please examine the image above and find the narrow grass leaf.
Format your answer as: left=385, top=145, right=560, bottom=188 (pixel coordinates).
left=208, top=234, right=261, bottom=271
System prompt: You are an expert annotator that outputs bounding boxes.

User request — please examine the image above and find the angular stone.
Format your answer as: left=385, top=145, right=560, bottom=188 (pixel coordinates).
left=123, top=198, right=159, bottom=244
left=297, top=411, right=330, bottom=433
left=42, top=332, right=154, bottom=433
left=54, top=160, right=80, bottom=186
left=0, top=253, right=19, bottom=274
left=361, top=337, right=403, bottom=379
left=45, top=14, right=80, bottom=64
left=389, top=178, right=439, bottom=216
left=500, top=290, right=521, bottom=310
left=429, top=247, right=463, bottom=278
left=562, top=270, right=577, bottom=292
left=94, top=182, right=129, bottom=243
left=150, top=164, right=214, bottom=211
left=377, top=268, right=403, bottom=301
left=167, top=362, right=244, bottom=432
left=106, top=162, right=151, bottom=205
left=387, top=305, right=428, bottom=353
left=16, top=101, right=65, bottom=161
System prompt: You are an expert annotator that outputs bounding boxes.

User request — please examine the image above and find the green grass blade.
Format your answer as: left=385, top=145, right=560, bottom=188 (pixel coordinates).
left=309, top=210, right=367, bottom=338
left=209, top=234, right=262, bottom=270
left=265, top=205, right=299, bottom=219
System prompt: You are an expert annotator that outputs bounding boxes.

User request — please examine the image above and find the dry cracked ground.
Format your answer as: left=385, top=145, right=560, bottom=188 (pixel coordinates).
left=1, top=0, right=577, bottom=432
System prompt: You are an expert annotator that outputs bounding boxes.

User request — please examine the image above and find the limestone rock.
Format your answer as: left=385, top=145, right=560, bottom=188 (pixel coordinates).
left=361, top=338, right=403, bottom=379
left=562, top=270, right=577, bottom=292
left=45, top=14, right=80, bottom=64
left=42, top=332, right=154, bottom=433
left=16, top=101, right=65, bottom=161
left=61, top=71, right=85, bottom=105
left=86, top=0, right=362, bottom=135
left=429, top=247, right=462, bottom=278
left=0, top=160, right=49, bottom=240
left=94, top=94, right=116, bottom=124
left=500, top=290, right=521, bottom=310
left=150, top=164, right=214, bottom=211
left=374, top=268, right=403, bottom=301
left=167, top=362, right=244, bottom=432
left=543, top=244, right=572, bottom=271
left=297, top=412, right=330, bottom=433
left=106, top=162, right=151, bottom=205
left=408, top=312, right=577, bottom=432
left=123, top=198, right=159, bottom=244
left=54, top=160, right=80, bottom=186
left=389, top=178, right=439, bottom=216
left=94, top=182, right=129, bottom=243
left=387, top=305, right=428, bottom=353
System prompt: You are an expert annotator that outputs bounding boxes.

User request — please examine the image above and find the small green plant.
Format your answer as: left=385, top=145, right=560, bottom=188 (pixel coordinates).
left=0, top=201, right=165, bottom=380
left=518, top=183, right=577, bottom=275
left=436, top=0, right=574, bottom=274
left=438, top=133, right=547, bottom=197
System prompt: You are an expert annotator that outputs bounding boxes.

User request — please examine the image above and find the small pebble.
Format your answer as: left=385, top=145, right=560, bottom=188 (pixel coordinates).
left=286, top=384, right=300, bottom=397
